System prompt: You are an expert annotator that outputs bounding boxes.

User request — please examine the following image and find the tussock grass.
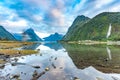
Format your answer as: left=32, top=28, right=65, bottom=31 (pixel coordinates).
left=0, top=49, right=38, bottom=55
left=0, top=41, right=38, bottom=56
left=0, top=41, right=34, bottom=49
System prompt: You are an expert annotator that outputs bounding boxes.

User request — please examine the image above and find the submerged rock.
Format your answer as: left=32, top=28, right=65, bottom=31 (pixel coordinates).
left=14, top=58, right=18, bottom=62
left=55, top=57, right=57, bottom=60
left=32, top=70, right=45, bottom=80
left=52, top=63, right=56, bottom=69
left=10, top=74, right=20, bottom=79
left=32, top=70, right=38, bottom=77
left=32, top=65, right=40, bottom=69
left=96, top=77, right=104, bottom=80
left=0, top=64, right=5, bottom=69
left=112, top=76, right=120, bottom=80
left=73, top=77, right=80, bottom=80
left=11, top=62, right=26, bottom=66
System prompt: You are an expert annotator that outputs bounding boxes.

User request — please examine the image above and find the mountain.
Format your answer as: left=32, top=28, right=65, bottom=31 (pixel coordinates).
left=63, top=15, right=90, bottom=41
left=43, top=33, right=63, bottom=41
left=23, top=28, right=42, bottom=41
left=63, top=12, right=120, bottom=41
left=0, top=25, right=16, bottom=41
left=13, top=33, right=22, bottom=41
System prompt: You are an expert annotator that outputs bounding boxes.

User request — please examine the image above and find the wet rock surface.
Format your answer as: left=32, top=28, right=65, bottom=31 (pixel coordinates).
left=32, top=65, right=40, bottom=69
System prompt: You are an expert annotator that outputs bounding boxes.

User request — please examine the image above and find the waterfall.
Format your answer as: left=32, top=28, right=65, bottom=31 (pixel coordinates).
left=106, top=24, right=112, bottom=38
left=106, top=47, right=112, bottom=60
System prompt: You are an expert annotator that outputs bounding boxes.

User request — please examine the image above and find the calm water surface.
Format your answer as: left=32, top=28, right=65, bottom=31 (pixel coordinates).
left=0, top=42, right=120, bottom=80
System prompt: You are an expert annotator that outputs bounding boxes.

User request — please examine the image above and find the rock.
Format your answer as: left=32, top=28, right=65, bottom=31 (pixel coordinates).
left=21, top=72, right=23, bottom=74
left=11, top=63, right=16, bottom=66
left=114, top=66, right=120, bottom=68
left=0, top=53, right=4, bottom=55
left=11, top=62, right=26, bottom=66
left=112, top=76, right=120, bottom=80
left=73, top=77, right=80, bottom=80
left=0, top=64, right=5, bottom=69
left=55, top=57, right=57, bottom=60
left=5, top=55, right=10, bottom=58
left=32, top=71, right=45, bottom=80
left=10, top=74, right=20, bottom=79
left=32, top=66, right=40, bottom=69
left=32, top=70, right=38, bottom=77
left=59, top=67, right=63, bottom=69
left=52, top=63, right=56, bottom=69
left=17, top=51, right=21, bottom=54
left=21, top=57, right=24, bottom=59
left=37, top=49, right=40, bottom=51
left=14, top=58, right=18, bottom=62
left=45, top=67, right=50, bottom=71
left=40, top=54, right=42, bottom=56
left=13, top=75, right=20, bottom=79
left=96, top=77, right=104, bottom=80
left=51, top=56, right=53, bottom=58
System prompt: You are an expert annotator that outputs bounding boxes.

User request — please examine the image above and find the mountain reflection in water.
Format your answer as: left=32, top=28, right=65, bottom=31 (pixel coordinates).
left=0, top=42, right=120, bottom=80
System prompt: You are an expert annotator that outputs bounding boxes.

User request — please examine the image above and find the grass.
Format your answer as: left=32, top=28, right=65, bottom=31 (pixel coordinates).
left=0, top=41, right=34, bottom=49
left=0, top=49, right=38, bottom=56
left=0, top=41, right=39, bottom=56
left=0, top=59, right=6, bottom=64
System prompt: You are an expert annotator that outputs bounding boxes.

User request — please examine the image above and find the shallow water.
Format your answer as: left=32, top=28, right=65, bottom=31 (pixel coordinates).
left=0, top=42, right=120, bottom=80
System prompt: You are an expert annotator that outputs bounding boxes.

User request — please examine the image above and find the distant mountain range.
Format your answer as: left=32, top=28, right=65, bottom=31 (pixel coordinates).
left=22, top=28, right=42, bottom=41
left=0, top=25, right=16, bottom=41
left=63, top=12, right=120, bottom=41
left=43, top=32, right=63, bottom=41
left=13, top=28, right=42, bottom=41
left=13, top=33, right=22, bottom=41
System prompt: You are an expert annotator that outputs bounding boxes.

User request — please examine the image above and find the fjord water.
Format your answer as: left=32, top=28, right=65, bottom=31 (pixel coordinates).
left=0, top=42, right=120, bottom=80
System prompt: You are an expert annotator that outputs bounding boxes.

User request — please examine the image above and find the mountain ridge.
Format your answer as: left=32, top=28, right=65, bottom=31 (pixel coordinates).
left=0, top=25, right=16, bottom=41
left=23, top=28, right=42, bottom=41
left=43, top=32, right=63, bottom=41
left=63, top=12, right=120, bottom=41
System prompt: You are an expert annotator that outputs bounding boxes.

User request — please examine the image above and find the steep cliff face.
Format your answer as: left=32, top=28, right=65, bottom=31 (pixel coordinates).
left=0, top=25, right=16, bottom=41
left=63, top=15, right=90, bottom=41
left=23, top=28, right=42, bottom=41
left=63, top=12, right=120, bottom=41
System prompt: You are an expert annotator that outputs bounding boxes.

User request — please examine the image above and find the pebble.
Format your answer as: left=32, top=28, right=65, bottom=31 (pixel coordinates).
left=96, top=77, right=104, bottom=80
left=45, top=67, right=50, bottom=71
left=73, top=77, right=80, bottom=80
left=10, top=74, right=20, bottom=79
left=14, top=58, right=18, bottom=62
left=0, top=64, right=5, bottom=69
left=55, top=57, right=57, bottom=60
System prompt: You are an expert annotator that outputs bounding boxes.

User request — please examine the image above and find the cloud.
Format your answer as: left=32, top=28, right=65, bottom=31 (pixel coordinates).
left=72, top=0, right=120, bottom=18
left=35, top=32, right=50, bottom=38
left=0, top=0, right=120, bottom=38
left=95, top=0, right=114, bottom=9
left=0, top=4, right=29, bottom=32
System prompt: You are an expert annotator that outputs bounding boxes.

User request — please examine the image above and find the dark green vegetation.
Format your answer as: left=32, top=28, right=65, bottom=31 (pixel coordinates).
left=63, top=12, right=120, bottom=41
left=63, top=15, right=90, bottom=41
left=63, top=43, right=120, bottom=73
left=0, top=26, right=16, bottom=40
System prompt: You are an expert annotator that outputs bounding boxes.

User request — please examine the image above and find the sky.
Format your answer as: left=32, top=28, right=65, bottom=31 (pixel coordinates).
left=0, top=0, right=120, bottom=38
